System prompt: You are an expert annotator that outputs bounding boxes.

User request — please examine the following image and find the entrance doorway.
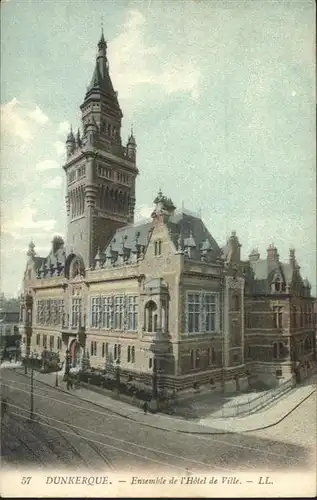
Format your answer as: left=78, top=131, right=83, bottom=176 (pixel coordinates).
left=69, top=339, right=82, bottom=368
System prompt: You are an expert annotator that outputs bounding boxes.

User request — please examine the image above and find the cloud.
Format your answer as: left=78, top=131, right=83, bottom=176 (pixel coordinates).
left=53, top=140, right=65, bottom=157
left=2, top=207, right=56, bottom=236
left=0, top=98, right=49, bottom=145
left=135, top=204, right=152, bottom=222
left=36, top=159, right=60, bottom=171
left=28, top=105, right=49, bottom=125
left=56, top=121, right=70, bottom=136
left=44, top=176, right=63, bottom=189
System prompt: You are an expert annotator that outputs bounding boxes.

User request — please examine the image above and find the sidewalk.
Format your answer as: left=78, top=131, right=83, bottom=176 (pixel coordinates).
left=10, top=366, right=316, bottom=435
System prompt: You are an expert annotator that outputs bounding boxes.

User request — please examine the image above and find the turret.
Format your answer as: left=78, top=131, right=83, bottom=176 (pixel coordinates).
left=66, top=127, right=75, bottom=157
left=127, top=127, right=137, bottom=161
left=27, top=241, right=36, bottom=260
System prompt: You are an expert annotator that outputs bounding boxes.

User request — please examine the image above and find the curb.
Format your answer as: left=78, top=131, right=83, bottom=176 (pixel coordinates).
left=14, top=369, right=316, bottom=436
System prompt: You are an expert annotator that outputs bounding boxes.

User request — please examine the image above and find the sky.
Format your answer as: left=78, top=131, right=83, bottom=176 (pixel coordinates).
left=1, top=0, right=316, bottom=297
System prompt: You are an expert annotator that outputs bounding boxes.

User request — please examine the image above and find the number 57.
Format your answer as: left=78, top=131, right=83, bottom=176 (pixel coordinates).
left=21, top=477, right=32, bottom=485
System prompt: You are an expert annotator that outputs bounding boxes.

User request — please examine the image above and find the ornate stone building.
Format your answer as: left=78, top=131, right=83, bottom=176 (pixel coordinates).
left=243, top=246, right=316, bottom=385
left=19, top=32, right=316, bottom=394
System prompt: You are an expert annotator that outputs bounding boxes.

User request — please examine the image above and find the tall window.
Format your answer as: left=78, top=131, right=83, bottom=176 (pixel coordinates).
left=90, top=341, right=97, bottom=356
left=43, top=334, right=47, bottom=349
left=102, top=297, right=113, bottom=329
left=273, top=306, right=283, bottom=328
left=114, top=344, right=117, bottom=359
left=208, top=347, right=216, bottom=365
left=36, top=334, right=40, bottom=346
left=131, top=346, right=135, bottom=363
left=72, top=298, right=81, bottom=327
left=300, top=307, right=304, bottom=327
left=91, top=297, right=101, bottom=327
left=102, top=342, right=105, bottom=357
left=145, top=301, right=157, bottom=333
left=205, top=294, right=216, bottom=332
left=127, top=296, right=138, bottom=331
left=154, top=241, right=162, bottom=256
left=186, top=292, right=218, bottom=334
left=127, top=346, right=131, bottom=362
left=114, top=296, right=124, bottom=330
left=118, top=344, right=121, bottom=361
left=187, top=294, right=200, bottom=333
left=57, top=337, right=62, bottom=350
left=49, top=336, right=54, bottom=350
left=273, top=342, right=285, bottom=359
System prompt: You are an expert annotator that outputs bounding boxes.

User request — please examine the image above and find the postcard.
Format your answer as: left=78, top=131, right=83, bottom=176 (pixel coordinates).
left=1, top=0, right=316, bottom=498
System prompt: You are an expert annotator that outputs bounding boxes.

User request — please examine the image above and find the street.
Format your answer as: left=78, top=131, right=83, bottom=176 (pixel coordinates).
left=1, top=368, right=314, bottom=473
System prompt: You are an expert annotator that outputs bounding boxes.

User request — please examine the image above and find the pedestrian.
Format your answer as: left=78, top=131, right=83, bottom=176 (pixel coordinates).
left=69, top=377, right=74, bottom=390
left=143, top=401, right=148, bottom=414
left=8, top=354, right=12, bottom=363
left=66, top=376, right=71, bottom=390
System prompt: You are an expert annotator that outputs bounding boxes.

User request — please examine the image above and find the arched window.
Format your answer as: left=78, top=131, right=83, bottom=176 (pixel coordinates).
left=144, top=301, right=157, bottom=333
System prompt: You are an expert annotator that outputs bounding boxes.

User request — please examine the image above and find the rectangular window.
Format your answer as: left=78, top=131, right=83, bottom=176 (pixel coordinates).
left=90, top=341, right=97, bottom=356
left=49, top=335, right=54, bottom=350
left=114, top=296, right=124, bottom=330
left=131, top=346, right=135, bottom=363
left=102, top=297, right=113, bottom=329
left=72, top=298, right=81, bottom=327
left=57, top=337, right=62, bottom=350
left=36, top=334, right=40, bottom=346
left=187, top=293, right=200, bottom=333
left=43, top=334, right=47, bottom=349
left=127, top=296, right=138, bottom=331
left=149, top=358, right=153, bottom=369
left=273, top=306, right=283, bottom=328
left=205, top=294, right=216, bottom=332
left=114, top=344, right=117, bottom=360
left=102, top=342, right=105, bottom=357
left=118, top=344, right=121, bottom=361
left=90, top=297, right=101, bottom=327
left=208, top=347, right=216, bottom=365
left=186, top=292, right=218, bottom=334
left=127, top=346, right=131, bottom=362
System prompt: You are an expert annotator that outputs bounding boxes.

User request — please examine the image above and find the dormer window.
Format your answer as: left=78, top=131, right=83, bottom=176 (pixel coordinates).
left=154, top=240, right=162, bottom=256
left=274, top=278, right=281, bottom=292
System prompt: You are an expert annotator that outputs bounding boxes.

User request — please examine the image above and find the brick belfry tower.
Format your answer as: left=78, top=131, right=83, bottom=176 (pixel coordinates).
left=63, top=30, right=138, bottom=267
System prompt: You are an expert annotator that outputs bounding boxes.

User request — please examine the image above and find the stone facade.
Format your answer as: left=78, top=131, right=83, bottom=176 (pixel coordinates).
left=19, top=32, right=316, bottom=394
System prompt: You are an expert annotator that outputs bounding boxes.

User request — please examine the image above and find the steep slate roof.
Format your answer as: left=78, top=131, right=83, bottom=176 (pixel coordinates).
left=243, top=257, right=296, bottom=295
left=102, top=210, right=221, bottom=262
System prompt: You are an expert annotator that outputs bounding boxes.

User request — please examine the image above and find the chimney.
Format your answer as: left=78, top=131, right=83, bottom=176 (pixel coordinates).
left=289, top=248, right=296, bottom=266
left=249, top=248, right=260, bottom=262
left=267, top=243, right=278, bottom=261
